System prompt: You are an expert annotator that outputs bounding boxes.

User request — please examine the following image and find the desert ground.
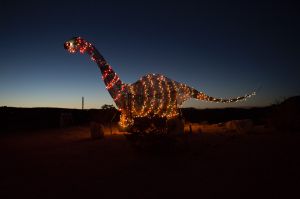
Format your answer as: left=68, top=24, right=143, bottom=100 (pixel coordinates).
left=0, top=124, right=299, bottom=199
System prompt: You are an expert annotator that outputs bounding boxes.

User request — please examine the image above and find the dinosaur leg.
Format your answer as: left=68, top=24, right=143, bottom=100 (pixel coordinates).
left=119, top=112, right=134, bottom=130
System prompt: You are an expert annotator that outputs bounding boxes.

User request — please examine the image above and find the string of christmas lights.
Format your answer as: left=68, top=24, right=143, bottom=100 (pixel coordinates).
left=64, top=37, right=256, bottom=129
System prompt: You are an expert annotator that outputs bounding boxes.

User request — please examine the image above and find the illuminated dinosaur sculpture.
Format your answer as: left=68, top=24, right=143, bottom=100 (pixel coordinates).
left=64, top=37, right=255, bottom=129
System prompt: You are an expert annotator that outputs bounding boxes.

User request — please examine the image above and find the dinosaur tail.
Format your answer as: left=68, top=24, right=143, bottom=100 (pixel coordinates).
left=191, top=89, right=256, bottom=103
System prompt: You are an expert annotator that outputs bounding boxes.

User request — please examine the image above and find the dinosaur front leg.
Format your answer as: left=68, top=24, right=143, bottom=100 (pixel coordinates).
left=118, top=112, right=134, bottom=130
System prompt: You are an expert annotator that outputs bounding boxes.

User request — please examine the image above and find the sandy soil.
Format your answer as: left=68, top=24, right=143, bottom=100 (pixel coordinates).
left=0, top=126, right=299, bottom=199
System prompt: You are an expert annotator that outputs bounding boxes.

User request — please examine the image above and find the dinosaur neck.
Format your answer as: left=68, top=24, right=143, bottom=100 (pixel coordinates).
left=93, top=48, right=124, bottom=91
left=79, top=39, right=126, bottom=108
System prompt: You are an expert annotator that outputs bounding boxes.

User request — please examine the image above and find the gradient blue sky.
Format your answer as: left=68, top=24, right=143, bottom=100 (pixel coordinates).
left=1, top=0, right=299, bottom=109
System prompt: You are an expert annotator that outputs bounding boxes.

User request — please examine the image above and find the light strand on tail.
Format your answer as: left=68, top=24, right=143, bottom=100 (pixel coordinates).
left=196, top=91, right=256, bottom=103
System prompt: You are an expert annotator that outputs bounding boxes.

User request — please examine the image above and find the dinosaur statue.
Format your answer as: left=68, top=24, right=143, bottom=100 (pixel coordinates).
left=64, top=37, right=255, bottom=129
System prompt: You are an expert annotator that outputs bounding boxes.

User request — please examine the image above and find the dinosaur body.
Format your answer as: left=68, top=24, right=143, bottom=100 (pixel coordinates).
left=64, top=37, right=255, bottom=128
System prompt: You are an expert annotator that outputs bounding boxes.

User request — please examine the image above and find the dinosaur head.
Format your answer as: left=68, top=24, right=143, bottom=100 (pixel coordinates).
left=64, top=37, right=91, bottom=54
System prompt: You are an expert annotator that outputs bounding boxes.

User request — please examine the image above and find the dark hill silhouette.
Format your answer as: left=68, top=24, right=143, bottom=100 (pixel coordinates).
left=0, top=107, right=118, bottom=133
left=1, top=96, right=299, bottom=133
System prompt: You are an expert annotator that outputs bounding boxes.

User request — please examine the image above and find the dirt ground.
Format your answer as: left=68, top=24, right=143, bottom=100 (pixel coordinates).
left=0, top=126, right=299, bottom=199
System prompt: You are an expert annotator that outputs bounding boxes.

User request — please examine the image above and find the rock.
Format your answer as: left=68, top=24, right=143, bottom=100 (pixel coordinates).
left=90, top=122, right=104, bottom=139
left=167, top=118, right=185, bottom=135
left=225, top=119, right=253, bottom=134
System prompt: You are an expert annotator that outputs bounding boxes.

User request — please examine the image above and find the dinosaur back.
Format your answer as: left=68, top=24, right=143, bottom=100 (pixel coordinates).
left=127, top=74, right=183, bottom=118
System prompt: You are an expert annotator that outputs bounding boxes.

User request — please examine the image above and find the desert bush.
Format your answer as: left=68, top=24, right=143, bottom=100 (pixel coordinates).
left=60, top=112, right=73, bottom=127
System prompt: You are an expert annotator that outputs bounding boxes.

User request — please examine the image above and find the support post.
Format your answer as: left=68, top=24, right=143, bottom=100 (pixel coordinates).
left=82, top=96, right=84, bottom=110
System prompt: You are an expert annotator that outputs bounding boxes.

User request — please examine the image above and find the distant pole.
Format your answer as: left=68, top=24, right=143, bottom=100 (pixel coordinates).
left=82, top=96, right=84, bottom=110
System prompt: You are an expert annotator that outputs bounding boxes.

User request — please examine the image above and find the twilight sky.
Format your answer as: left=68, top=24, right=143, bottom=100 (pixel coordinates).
left=1, top=0, right=299, bottom=109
